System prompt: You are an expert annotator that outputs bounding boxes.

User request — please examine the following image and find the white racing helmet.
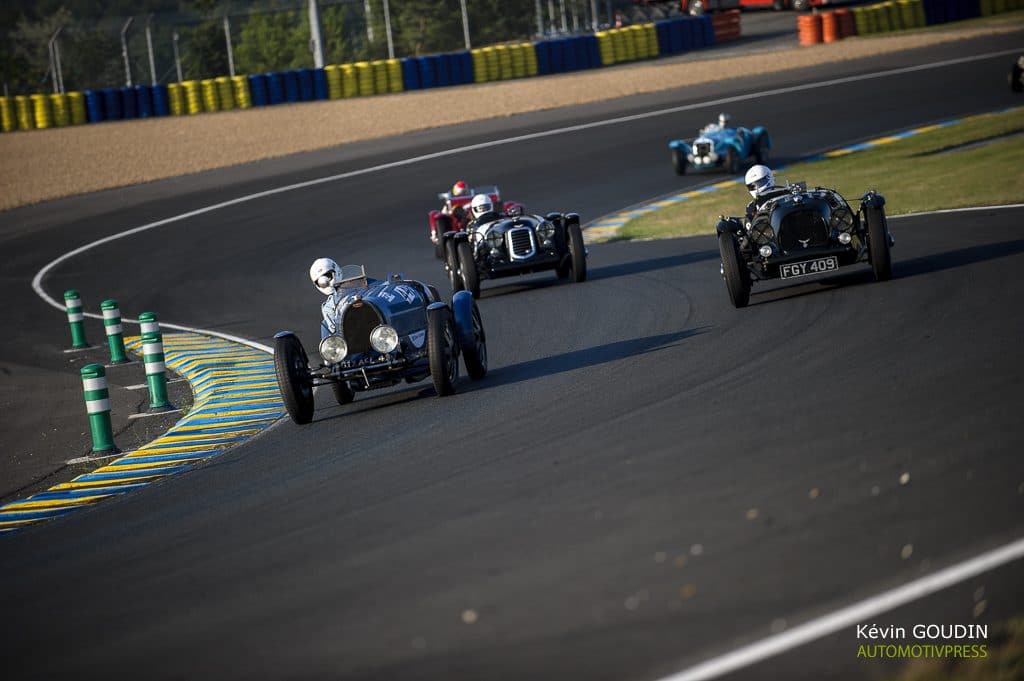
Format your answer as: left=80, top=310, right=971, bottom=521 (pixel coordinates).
left=745, top=165, right=775, bottom=199
left=470, top=193, right=494, bottom=218
left=309, top=257, right=340, bottom=295
left=718, top=113, right=732, bottom=128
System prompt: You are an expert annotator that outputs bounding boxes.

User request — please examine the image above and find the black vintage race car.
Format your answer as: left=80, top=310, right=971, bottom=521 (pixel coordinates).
left=716, top=183, right=893, bottom=308
left=441, top=209, right=587, bottom=297
left=274, top=264, right=487, bottom=424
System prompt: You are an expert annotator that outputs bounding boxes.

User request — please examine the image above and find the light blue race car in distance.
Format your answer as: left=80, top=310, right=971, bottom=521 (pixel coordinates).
left=669, top=113, right=771, bottom=176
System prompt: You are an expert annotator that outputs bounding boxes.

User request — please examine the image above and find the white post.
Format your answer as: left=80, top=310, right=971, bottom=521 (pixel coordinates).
left=308, top=0, right=325, bottom=68
left=548, top=1, right=557, bottom=32
left=383, top=0, right=395, bottom=58
left=591, top=0, right=599, bottom=30
left=146, top=15, right=157, bottom=85
left=364, top=0, right=374, bottom=43
left=223, top=13, right=235, bottom=77
left=55, top=37, right=65, bottom=93
left=172, top=31, right=182, bottom=82
left=459, top=0, right=471, bottom=50
left=559, top=0, right=568, bottom=32
left=121, top=17, right=134, bottom=87
left=535, top=0, right=544, bottom=35
left=571, top=0, right=580, bottom=31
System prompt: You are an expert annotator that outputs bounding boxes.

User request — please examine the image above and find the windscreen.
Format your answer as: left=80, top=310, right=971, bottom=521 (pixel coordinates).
left=336, top=264, right=368, bottom=289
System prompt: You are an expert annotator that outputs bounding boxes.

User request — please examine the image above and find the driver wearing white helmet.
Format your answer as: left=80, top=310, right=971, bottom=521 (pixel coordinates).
left=309, top=257, right=340, bottom=295
left=467, top=192, right=501, bottom=228
left=744, top=164, right=786, bottom=220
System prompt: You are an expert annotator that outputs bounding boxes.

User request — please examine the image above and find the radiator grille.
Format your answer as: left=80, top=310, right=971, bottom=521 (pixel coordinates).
left=507, top=227, right=536, bottom=259
left=342, top=303, right=382, bottom=354
left=779, top=211, right=830, bottom=252
left=695, top=142, right=712, bottom=156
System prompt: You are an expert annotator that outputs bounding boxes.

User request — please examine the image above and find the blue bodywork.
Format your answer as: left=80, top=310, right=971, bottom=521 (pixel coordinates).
left=668, top=123, right=771, bottom=175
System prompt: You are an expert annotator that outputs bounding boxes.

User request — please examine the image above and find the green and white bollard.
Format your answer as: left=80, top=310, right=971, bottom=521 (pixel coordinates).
left=64, top=290, right=89, bottom=349
left=138, top=311, right=160, bottom=336
left=101, top=299, right=129, bottom=364
left=142, top=331, right=172, bottom=410
left=81, top=364, right=116, bottom=452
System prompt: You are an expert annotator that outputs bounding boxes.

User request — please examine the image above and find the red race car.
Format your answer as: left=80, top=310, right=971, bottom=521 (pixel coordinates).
left=429, top=183, right=522, bottom=258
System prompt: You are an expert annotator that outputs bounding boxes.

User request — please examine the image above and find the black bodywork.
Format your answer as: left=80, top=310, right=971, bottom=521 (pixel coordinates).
left=716, top=185, right=893, bottom=308
left=441, top=211, right=588, bottom=297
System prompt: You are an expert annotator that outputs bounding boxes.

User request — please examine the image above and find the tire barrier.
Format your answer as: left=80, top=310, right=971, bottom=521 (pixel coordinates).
left=167, top=83, right=184, bottom=115
left=655, top=16, right=716, bottom=57
left=15, top=95, right=33, bottom=130
left=283, top=70, right=300, bottom=103
left=50, top=93, right=70, bottom=127
left=835, top=9, right=856, bottom=38
left=64, top=290, right=89, bottom=349
left=314, top=68, right=330, bottom=99
left=798, top=13, right=824, bottom=45
left=183, top=80, right=202, bottom=114
left=121, top=86, right=138, bottom=120
left=142, top=332, right=172, bottom=411
left=0, top=97, right=15, bottom=132
left=266, top=72, right=284, bottom=105
left=31, top=94, right=53, bottom=129
left=101, top=299, right=129, bottom=364
left=298, top=68, right=315, bottom=101
left=216, top=76, right=235, bottom=110
left=387, top=59, right=403, bottom=93
left=201, top=78, right=219, bottom=112
left=81, top=364, right=117, bottom=453
left=355, top=62, right=374, bottom=96
left=371, top=60, right=389, bottom=94
left=822, top=11, right=841, bottom=42
left=134, top=85, right=152, bottom=118
left=84, top=90, right=103, bottom=122
left=340, top=64, right=357, bottom=97
left=712, top=10, right=742, bottom=43
left=152, top=85, right=170, bottom=116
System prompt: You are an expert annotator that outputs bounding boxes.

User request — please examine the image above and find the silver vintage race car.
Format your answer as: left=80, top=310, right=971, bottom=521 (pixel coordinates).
left=274, top=262, right=487, bottom=424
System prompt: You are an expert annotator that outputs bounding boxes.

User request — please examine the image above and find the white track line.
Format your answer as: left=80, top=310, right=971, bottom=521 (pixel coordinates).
left=656, top=536, right=1024, bottom=681
left=27, top=54, right=1024, bottom=653
left=31, top=46, right=1021, bottom=347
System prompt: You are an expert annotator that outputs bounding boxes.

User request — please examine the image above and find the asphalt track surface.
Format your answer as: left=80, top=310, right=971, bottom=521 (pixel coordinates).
left=2, top=32, right=1024, bottom=681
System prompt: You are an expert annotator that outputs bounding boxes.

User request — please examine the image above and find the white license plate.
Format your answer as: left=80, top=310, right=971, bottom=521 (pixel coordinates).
left=779, top=256, right=838, bottom=279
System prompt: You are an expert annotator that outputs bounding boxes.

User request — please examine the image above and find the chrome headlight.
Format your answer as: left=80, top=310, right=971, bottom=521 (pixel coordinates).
left=537, top=221, right=555, bottom=240
left=319, top=335, right=348, bottom=364
left=831, top=207, right=855, bottom=231
left=484, top=229, right=503, bottom=250
left=369, top=325, right=399, bottom=353
left=748, top=218, right=775, bottom=246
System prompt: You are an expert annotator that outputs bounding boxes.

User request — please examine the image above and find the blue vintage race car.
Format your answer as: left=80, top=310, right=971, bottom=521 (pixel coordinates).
left=669, top=113, right=770, bottom=175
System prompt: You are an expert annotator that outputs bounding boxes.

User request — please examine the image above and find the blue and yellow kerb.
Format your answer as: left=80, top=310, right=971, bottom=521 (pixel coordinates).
left=0, top=332, right=281, bottom=533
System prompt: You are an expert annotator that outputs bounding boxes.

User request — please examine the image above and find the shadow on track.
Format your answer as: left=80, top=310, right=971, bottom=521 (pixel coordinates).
left=895, top=240, right=1024, bottom=278
left=588, top=250, right=719, bottom=281
left=477, top=327, right=710, bottom=389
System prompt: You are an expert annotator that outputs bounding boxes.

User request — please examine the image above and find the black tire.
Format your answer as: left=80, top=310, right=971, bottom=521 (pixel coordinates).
left=567, top=222, right=587, bottom=283
left=723, top=147, right=740, bottom=175
left=331, top=381, right=354, bottom=405
left=453, top=292, right=487, bottom=380
left=753, top=135, right=769, bottom=165
left=865, top=206, right=892, bottom=282
left=274, top=334, right=314, bottom=424
left=445, top=240, right=463, bottom=294
left=671, top=148, right=686, bottom=175
left=427, top=306, right=458, bottom=396
left=718, top=233, right=751, bottom=308
left=457, top=240, right=481, bottom=298
left=433, top=214, right=452, bottom=259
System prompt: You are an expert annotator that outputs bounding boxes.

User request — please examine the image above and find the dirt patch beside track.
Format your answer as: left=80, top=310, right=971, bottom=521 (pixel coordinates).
left=0, top=24, right=1019, bottom=211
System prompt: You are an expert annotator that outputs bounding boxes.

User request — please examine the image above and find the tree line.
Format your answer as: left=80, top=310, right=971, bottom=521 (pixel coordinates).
left=0, top=0, right=551, bottom=95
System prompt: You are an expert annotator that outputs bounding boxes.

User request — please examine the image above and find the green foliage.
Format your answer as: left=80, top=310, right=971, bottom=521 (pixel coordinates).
left=235, top=9, right=309, bottom=73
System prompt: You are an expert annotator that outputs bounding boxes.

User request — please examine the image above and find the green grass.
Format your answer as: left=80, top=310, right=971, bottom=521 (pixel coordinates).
left=619, top=107, right=1024, bottom=241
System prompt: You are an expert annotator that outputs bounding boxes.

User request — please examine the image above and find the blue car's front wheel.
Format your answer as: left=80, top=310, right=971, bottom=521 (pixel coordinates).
left=671, top=148, right=686, bottom=176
